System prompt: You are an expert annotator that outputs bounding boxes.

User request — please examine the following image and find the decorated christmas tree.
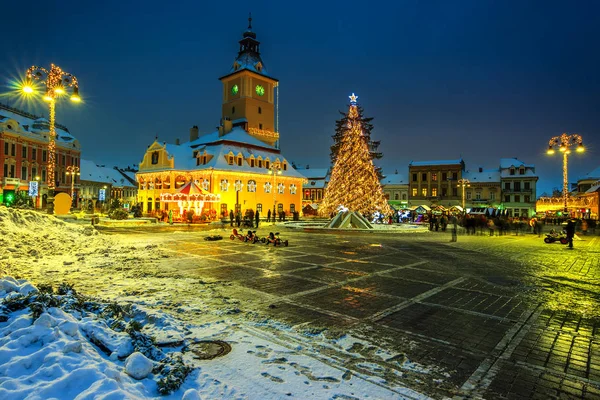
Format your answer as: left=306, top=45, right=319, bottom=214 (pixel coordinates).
left=330, top=101, right=383, bottom=179
left=319, top=94, right=392, bottom=217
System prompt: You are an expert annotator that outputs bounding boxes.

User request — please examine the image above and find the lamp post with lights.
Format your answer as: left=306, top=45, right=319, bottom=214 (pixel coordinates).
left=546, top=133, right=585, bottom=215
left=268, top=163, right=283, bottom=221
left=66, top=165, right=80, bottom=209
left=22, top=64, right=81, bottom=213
left=457, top=178, right=470, bottom=214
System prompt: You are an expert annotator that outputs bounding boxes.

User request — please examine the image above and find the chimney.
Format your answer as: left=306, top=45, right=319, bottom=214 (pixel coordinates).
left=190, top=126, right=199, bottom=142
left=175, top=138, right=180, bottom=145
left=479, top=167, right=483, bottom=173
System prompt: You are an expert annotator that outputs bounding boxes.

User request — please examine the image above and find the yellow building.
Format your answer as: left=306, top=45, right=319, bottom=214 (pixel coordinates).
left=136, top=18, right=305, bottom=220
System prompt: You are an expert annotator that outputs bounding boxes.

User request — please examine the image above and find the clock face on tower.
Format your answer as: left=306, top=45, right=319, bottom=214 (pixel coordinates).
left=231, top=84, right=239, bottom=95
left=255, top=85, right=265, bottom=96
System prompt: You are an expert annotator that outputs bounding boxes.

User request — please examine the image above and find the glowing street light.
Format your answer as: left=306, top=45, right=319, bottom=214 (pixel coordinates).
left=268, top=163, right=283, bottom=221
left=547, top=133, right=585, bottom=215
left=457, top=178, right=470, bottom=214
left=21, top=63, right=81, bottom=213
left=66, top=165, right=80, bottom=209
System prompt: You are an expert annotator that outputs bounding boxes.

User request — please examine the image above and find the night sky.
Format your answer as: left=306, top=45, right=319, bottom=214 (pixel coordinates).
left=2, top=0, right=599, bottom=196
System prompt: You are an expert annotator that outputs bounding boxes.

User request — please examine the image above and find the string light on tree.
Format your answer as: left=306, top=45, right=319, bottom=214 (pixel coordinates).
left=320, top=94, right=391, bottom=217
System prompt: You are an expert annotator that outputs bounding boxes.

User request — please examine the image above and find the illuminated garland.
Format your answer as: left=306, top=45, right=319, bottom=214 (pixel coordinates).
left=24, top=64, right=80, bottom=191
left=319, top=95, right=392, bottom=216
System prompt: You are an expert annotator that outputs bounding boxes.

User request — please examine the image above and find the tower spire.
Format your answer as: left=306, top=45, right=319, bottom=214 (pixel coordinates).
left=248, top=12, right=252, bottom=30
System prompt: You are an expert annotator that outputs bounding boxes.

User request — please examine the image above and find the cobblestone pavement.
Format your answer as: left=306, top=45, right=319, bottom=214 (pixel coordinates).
left=99, top=224, right=600, bottom=399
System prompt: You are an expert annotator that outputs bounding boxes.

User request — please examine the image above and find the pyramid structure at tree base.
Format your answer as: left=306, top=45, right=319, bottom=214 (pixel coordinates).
left=326, top=211, right=374, bottom=229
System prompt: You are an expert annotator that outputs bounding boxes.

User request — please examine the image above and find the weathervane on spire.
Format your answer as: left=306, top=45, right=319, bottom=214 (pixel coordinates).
left=248, top=12, right=252, bottom=29
left=349, top=93, right=358, bottom=104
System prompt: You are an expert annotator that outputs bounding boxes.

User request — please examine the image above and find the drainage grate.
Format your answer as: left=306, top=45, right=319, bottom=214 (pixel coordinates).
left=187, top=340, right=232, bottom=360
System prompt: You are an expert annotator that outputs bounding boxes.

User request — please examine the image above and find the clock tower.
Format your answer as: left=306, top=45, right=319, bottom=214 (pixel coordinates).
left=219, top=16, right=279, bottom=147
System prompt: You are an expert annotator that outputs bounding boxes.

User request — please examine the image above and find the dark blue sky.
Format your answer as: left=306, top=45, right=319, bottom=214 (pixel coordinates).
left=2, top=0, right=599, bottom=195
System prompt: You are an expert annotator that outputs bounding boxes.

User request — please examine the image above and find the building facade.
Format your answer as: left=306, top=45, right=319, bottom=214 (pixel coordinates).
left=462, top=167, right=501, bottom=209
left=0, top=103, right=81, bottom=207
left=499, top=158, right=538, bottom=218
left=408, top=159, right=465, bottom=208
left=136, top=20, right=305, bottom=219
left=79, top=160, right=138, bottom=211
left=381, top=171, right=409, bottom=209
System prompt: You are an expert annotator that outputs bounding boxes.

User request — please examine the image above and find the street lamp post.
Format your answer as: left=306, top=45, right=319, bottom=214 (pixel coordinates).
left=66, top=165, right=80, bottom=209
left=547, top=133, right=585, bottom=215
left=22, top=64, right=81, bottom=213
left=268, top=163, right=282, bottom=222
left=35, top=176, right=41, bottom=209
left=457, top=178, right=470, bottom=214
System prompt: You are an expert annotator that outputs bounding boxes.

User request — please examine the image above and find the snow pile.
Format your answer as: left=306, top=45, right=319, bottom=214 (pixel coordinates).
left=0, top=278, right=152, bottom=399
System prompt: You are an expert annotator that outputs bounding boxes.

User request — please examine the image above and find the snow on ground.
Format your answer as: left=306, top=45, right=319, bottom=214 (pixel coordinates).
left=0, top=207, right=437, bottom=399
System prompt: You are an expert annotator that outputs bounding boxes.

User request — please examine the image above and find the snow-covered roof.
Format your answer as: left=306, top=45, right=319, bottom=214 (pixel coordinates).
left=381, top=174, right=408, bottom=185
left=190, top=126, right=276, bottom=150
left=580, top=166, right=600, bottom=181
left=409, top=159, right=463, bottom=167
left=463, top=169, right=501, bottom=183
left=295, top=168, right=329, bottom=180
left=0, top=104, right=78, bottom=148
left=80, top=160, right=136, bottom=187
left=499, top=158, right=534, bottom=169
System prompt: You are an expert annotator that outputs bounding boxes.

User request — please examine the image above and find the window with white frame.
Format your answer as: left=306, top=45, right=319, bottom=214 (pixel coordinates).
left=202, top=179, right=210, bottom=190
left=264, top=182, right=272, bottom=193
left=220, top=179, right=229, bottom=192
left=278, top=183, right=285, bottom=194
left=289, top=184, right=297, bottom=195
left=490, top=192, right=495, bottom=200
left=234, top=180, right=243, bottom=191
left=248, top=180, right=257, bottom=192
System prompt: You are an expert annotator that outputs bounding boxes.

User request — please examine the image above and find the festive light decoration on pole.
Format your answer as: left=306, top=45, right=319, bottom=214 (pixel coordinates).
left=22, top=64, right=81, bottom=193
left=66, top=165, right=80, bottom=208
left=268, top=163, right=283, bottom=219
left=319, top=94, right=392, bottom=217
left=457, top=179, right=470, bottom=214
left=546, top=133, right=585, bottom=214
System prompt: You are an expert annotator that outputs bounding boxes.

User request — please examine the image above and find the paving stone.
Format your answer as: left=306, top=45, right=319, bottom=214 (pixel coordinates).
left=240, top=275, right=326, bottom=296
left=295, top=286, right=404, bottom=319
left=347, top=275, right=436, bottom=298
left=382, top=266, right=460, bottom=285
left=288, top=266, right=367, bottom=283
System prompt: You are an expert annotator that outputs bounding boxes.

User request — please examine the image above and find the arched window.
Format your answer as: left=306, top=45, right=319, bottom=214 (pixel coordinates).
left=402, top=193, right=407, bottom=200
left=247, top=180, right=257, bottom=192
left=289, top=184, right=297, bottom=195
left=234, top=180, right=243, bottom=192
left=278, top=183, right=285, bottom=194
left=394, top=193, right=399, bottom=200
left=175, top=175, right=186, bottom=189
left=202, top=179, right=210, bottom=191
left=155, top=178, right=162, bottom=189
left=220, top=179, right=229, bottom=192
left=264, top=182, right=272, bottom=193
left=151, top=152, right=159, bottom=164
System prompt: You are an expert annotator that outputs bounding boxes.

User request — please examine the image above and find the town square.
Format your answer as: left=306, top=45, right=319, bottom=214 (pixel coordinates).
left=1, top=1, right=599, bottom=399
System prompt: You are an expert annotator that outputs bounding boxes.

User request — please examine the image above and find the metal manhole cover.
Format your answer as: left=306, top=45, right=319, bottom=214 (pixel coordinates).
left=188, top=340, right=231, bottom=360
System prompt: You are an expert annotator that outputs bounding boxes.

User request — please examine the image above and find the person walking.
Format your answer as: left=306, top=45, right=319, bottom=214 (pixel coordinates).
left=450, top=215, right=458, bottom=242
left=255, top=210, right=260, bottom=228
left=565, top=219, right=576, bottom=249
left=229, top=209, right=234, bottom=227
left=236, top=211, right=241, bottom=227
left=168, top=209, right=173, bottom=225
left=267, top=209, right=271, bottom=223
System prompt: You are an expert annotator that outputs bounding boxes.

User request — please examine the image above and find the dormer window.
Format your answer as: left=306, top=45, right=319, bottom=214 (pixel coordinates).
left=237, top=156, right=243, bottom=166
left=283, top=162, right=287, bottom=171
left=265, top=160, right=270, bottom=170
left=250, top=159, right=255, bottom=167
left=255, top=62, right=263, bottom=72
left=228, top=155, right=234, bottom=165
left=258, top=159, right=263, bottom=168
left=519, top=168, right=525, bottom=175
left=233, top=62, right=240, bottom=71
left=510, top=168, right=515, bottom=176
